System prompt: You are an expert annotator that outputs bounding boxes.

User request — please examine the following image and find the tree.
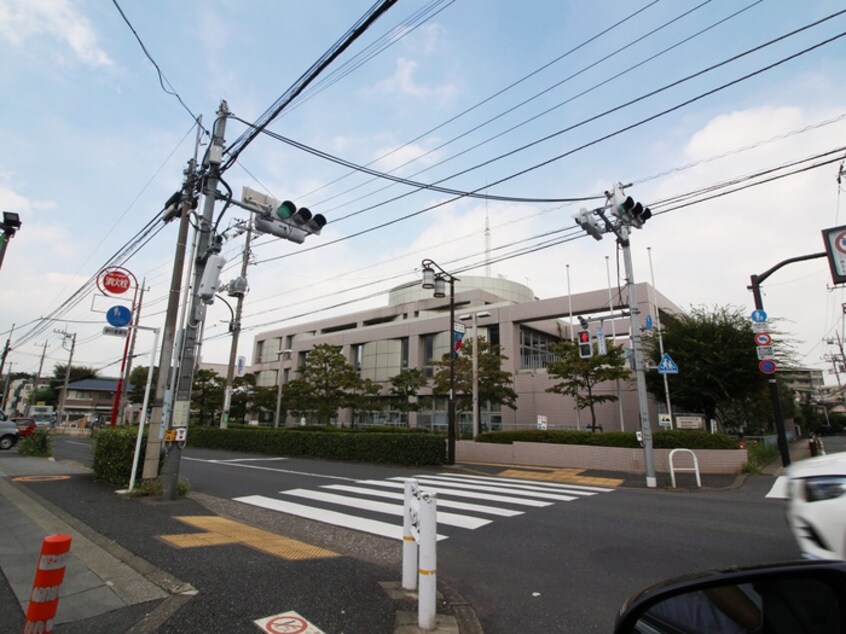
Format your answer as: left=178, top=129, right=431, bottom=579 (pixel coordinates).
left=348, top=377, right=382, bottom=427
left=191, top=369, right=224, bottom=425
left=642, top=305, right=793, bottom=430
left=432, top=338, right=518, bottom=414
left=546, top=340, right=630, bottom=431
left=286, top=344, right=360, bottom=424
left=389, top=368, right=427, bottom=426
left=127, top=365, right=159, bottom=405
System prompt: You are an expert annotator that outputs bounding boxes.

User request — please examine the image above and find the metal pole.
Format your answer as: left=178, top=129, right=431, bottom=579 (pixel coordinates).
left=109, top=271, right=139, bottom=427
left=620, top=228, right=656, bottom=488
left=448, top=278, right=456, bottom=465
left=567, top=265, right=581, bottom=431
left=221, top=219, right=252, bottom=428
left=607, top=256, right=625, bottom=431
left=471, top=313, right=479, bottom=438
left=127, top=326, right=160, bottom=493
left=748, top=252, right=826, bottom=468
left=647, top=248, right=673, bottom=424
left=118, top=279, right=145, bottom=425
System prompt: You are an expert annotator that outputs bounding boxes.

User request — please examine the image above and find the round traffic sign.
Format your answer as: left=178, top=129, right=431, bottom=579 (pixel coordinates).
left=754, top=332, right=772, bottom=346
left=98, top=268, right=132, bottom=295
left=834, top=230, right=846, bottom=255
left=759, top=359, right=777, bottom=375
left=106, top=305, right=132, bottom=328
left=750, top=309, right=768, bottom=323
left=265, top=615, right=309, bottom=634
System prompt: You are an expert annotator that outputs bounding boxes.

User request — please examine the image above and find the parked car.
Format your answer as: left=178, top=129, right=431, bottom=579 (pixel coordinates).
left=769, top=451, right=846, bottom=560
left=13, top=418, right=37, bottom=437
left=0, top=418, right=19, bottom=450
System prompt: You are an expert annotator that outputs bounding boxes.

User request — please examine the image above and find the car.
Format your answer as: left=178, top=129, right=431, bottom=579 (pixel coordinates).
left=13, top=418, right=37, bottom=437
left=769, top=451, right=846, bottom=561
left=0, top=418, right=19, bottom=450
left=614, top=560, right=846, bottom=633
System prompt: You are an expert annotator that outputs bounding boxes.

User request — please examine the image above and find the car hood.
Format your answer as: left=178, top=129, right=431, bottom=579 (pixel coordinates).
left=786, top=453, right=846, bottom=479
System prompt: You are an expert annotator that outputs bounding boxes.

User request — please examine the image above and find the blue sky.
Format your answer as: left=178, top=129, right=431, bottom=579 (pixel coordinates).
left=2, top=0, right=846, bottom=386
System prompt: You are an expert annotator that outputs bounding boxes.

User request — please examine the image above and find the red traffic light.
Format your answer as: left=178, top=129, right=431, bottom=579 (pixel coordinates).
left=578, top=331, right=590, bottom=343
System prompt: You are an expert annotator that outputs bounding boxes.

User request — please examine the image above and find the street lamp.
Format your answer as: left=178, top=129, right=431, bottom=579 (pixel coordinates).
left=274, top=348, right=293, bottom=428
left=421, top=259, right=459, bottom=465
left=0, top=211, right=22, bottom=272
left=459, top=310, right=491, bottom=438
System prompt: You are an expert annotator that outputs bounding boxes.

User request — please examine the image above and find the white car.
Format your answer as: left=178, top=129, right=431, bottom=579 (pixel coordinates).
left=769, top=452, right=846, bottom=560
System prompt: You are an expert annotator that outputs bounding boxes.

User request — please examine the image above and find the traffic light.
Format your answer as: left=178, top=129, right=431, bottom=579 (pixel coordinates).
left=611, top=183, right=651, bottom=229
left=577, top=330, right=592, bottom=359
left=243, top=187, right=327, bottom=244
left=574, top=208, right=603, bottom=240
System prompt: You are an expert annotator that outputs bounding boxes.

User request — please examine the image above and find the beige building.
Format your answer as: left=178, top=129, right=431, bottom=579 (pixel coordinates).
left=250, top=276, right=682, bottom=432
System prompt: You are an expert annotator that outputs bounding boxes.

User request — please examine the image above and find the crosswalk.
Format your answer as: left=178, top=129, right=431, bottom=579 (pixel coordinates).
left=234, top=473, right=615, bottom=541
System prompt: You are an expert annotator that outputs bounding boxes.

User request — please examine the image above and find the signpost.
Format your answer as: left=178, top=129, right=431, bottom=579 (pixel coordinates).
left=106, top=305, right=132, bottom=328
left=657, top=353, right=679, bottom=374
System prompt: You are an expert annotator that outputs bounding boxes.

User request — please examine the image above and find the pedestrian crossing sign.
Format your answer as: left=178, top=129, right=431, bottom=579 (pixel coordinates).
left=657, top=353, right=679, bottom=374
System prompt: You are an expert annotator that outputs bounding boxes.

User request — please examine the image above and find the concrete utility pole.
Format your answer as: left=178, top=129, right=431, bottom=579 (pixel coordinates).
left=163, top=101, right=229, bottom=498
left=55, top=330, right=76, bottom=424
left=221, top=219, right=252, bottom=428
left=0, top=323, right=14, bottom=382
left=142, top=157, right=199, bottom=479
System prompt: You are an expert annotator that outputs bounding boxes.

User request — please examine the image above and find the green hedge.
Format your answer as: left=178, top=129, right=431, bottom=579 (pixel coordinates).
left=91, top=427, right=147, bottom=486
left=187, top=427, right=446, bottom=466
left=476, top=429, right=740, bottom=450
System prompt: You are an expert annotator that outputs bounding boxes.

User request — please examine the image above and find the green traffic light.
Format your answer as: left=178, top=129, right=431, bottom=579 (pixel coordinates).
left=276, top=200, right=297, bottom=220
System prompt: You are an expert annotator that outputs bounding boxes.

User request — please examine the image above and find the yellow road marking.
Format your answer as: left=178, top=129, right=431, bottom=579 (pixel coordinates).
left=499, top=468, right=623, bottom=488
left=158, top=516, right=338, bottom=560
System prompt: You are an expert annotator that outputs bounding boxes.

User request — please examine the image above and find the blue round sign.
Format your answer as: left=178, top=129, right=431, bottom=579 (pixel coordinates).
left=750, top=309, right=768, bottom=323
left=106, top=305, right=132, bottom=328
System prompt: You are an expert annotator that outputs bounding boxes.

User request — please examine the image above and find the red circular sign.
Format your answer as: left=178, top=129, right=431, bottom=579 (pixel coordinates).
left=99, top=269, right=131, bottom=295
left=754, top=333, right=772, bottom=346
left=759, top=359, right=777, bottom=375
left=265, top=615, right=309, bottom=634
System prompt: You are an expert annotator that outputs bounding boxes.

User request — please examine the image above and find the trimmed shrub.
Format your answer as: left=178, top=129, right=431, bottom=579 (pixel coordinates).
left=187, top=426, right=446, bottom=466
left=476, top=429, right=740, bottom=450
left=91, top=427, right=146, bottom=486
left=17, top=427, right=52, bottom=457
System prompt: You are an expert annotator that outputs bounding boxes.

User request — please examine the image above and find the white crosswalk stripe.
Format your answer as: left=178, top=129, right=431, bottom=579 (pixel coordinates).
left=234, top=472, right=614, bottom=541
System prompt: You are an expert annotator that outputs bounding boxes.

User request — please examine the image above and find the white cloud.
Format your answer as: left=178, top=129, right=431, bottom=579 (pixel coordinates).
left=0, top=0, right=112, bottom=67
left=376, top=57, right=456, bottom=104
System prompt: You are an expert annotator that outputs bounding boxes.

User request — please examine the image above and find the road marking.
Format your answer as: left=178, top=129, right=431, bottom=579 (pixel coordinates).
left=182, top=457, right=357, bottom=482
left=158, top=516, right=338, bottom=560
left=358, top=479, right=552, bottom=507
left=12, top=475, right=71, bottom=482
left=442, top=473, right=616, bottom=493
left=498, top=467, right=623, bottom=488
left=323, top=484, right=523, bottom=517
left=393, top=476, right=581, bottom=502
left=281, top=488, right=491, bottom=529
left=234, top=495, right=448, bottom=541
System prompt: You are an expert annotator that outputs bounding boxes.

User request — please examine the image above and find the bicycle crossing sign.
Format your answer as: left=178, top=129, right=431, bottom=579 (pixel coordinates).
left=657, top=353, right=679, bottom=374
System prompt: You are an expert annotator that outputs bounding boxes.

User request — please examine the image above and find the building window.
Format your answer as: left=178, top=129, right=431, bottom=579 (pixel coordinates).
left=422, top=334, right=435, bottom=378
left=400, top=337, right=409, bottom=369
left=520, top=327, right=560, bottom=370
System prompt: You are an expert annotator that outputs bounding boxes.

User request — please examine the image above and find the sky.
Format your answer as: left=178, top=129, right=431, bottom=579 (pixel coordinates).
left=2, top=0, right=846, bottom=387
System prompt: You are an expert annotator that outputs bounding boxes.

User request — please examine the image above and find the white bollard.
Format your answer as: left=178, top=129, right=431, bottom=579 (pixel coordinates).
left=402, top=479, right=419, bottom=591
left=418, top=491, right=438, bottom=631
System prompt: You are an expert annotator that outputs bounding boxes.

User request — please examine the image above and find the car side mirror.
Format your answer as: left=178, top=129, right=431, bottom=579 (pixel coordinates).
left=615, top=561, right=846, bottom=634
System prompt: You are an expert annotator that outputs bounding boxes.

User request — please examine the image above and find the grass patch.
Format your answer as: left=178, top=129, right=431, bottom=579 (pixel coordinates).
left=743, top=442, right=779, bottom=474
left=125, top=477, right=190, bottom=498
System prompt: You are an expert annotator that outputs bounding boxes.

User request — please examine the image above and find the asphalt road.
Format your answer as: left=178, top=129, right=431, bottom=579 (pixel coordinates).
left=49, top=435, right=817, bottom=632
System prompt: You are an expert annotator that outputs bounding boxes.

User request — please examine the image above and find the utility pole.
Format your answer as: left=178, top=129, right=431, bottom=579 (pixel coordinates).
left=0, top=323, right=14, bottom=381
left=33, top=339, right=47, bottom=394
left=164, top=101, right=229, bottom=499
left=221, top=219, right=252, bottom=428
left=55, top=329, right=76, bottom=425
left=143, top=151, right=200, bottom=479
left=2, top=362, right=12, bottom=411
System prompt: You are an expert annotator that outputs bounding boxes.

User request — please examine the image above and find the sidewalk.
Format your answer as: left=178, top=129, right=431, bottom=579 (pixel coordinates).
left=0, top=454, right=477, bottom=633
